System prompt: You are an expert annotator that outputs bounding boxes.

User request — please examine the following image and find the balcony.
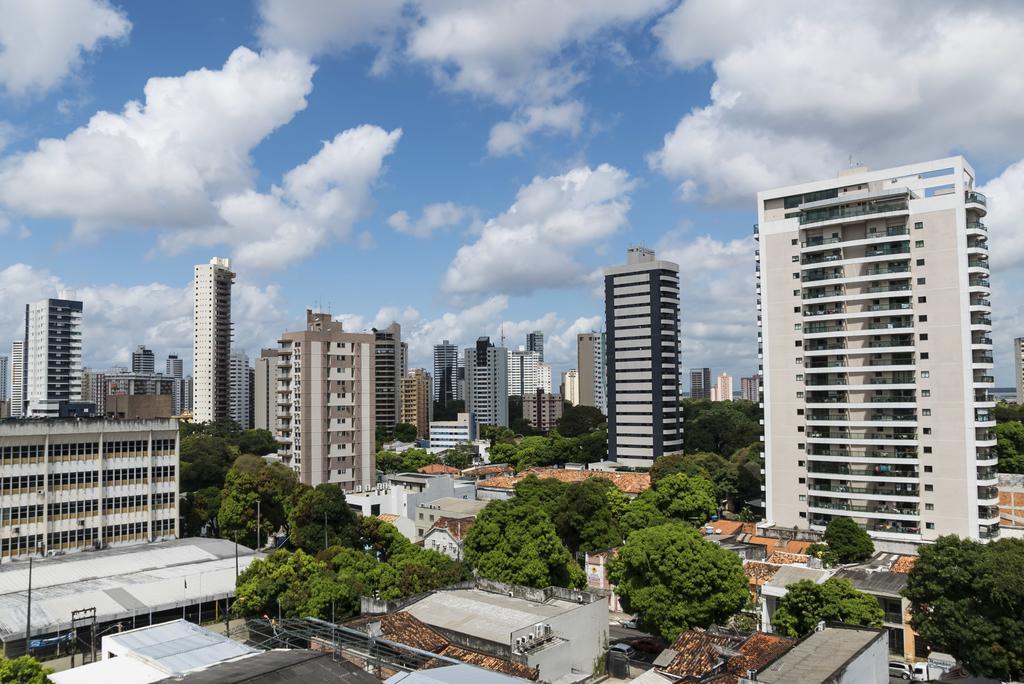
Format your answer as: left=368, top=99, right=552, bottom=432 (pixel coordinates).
left=966, top=222, right=987, bottom=232
left=867, top=521, right=921, bottom=536
left=968, top=276, right=991, bottom=289
left=800, top=199, right=909, bottom=225
left=965, top=190, right=987, bottom=206
left=808, top=481, right=920, bottom=497
left=808, top=448, right=917, bottom=460
left=809, top=499, right=919, bottom=517
left=978, top=525, right=1000, bottom=540
left=802, top=226, right=908, bottom=249
left=803, top=269, right=845, bottom=283
left=978, top=485, right=999, bottom=503
left=808, top=463, right=918, bottom=478
left=807, top=430, right=917, bottom=444
left=804, top=306, right=845, bottom=317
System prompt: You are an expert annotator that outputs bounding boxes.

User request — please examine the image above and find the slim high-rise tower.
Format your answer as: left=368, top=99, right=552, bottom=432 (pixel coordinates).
left=433, top=339, right=459, bottom=405
left=400, top=368, right=433, bottom=438
left=604, top=247, right=683, bottom=467
left=1015, top=337, right=1024, bottom=404
left=10, top=341, right=24, bottom=418
left=689, top=368, right=712, bottom=400
left=508, top=347, right=542, bottom=397
left=165, top=354, right=184, bottom=378
left=526, top=331, right=545, bottom=361
left=193, top=257, right=235, bottom=423
left=374, top=323, right=403, bottom=434
left=757, top=156, right=997, bottom=543
left=254, top=349, right=281, bottom=432
left=228, top=350, right=251, bottom=429
left=25, top=293, right=84, bottom=417
left=132, top=345, right=155, bottom=374
left=465, top=337, right=509, bottom=427
left=577, top=333, right=607, bottom=414
left=0, top=355, right=7, bottom=403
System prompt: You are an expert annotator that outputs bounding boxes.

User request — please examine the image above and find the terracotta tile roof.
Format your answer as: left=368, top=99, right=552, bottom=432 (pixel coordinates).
left=783, top=540, right=814, bottom=554
left=462, top=464, right=514, bottom=477
left=724, top=632, right=795, bottom=680
left=765, top=552, right=809, bottom=565
left=478, top=467, right=651, bottom=495
left=662, top=629, right=735, bottom=678
left=377, top=514, right=401, bottom=524
left=428, top=516, right=475, bottom=542
left=747, top=536, right=782, bottom=554
left=477, top=475, right=520, bottom=490
left=744, top=561, right=782, bottom=585
left=708, top=520, right=745, bottom=537
left=890, top=555, right=917, bottom=574
left=660, top=629, right=794, bottom=682
left=418, top=464, right=462, bottom=475
left=429, top=645, right=540, bottom=681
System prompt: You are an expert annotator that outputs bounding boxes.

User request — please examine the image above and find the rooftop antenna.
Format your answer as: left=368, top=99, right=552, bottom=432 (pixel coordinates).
left=500, top=323, right=505, bottom=348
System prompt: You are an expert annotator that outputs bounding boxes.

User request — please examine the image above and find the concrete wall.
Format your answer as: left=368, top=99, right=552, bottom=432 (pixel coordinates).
left=833, top=631, right=888, bottom=684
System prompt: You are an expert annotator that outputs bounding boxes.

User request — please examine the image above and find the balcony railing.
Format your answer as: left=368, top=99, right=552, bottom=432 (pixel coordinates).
left=808, top=431, right=916, bottom=442
left=863, top=265, right=910, bottom=276
left=800, top=199, right=909, bottom=225
left=966, top=222, right=987, bottom=231
left=965, top=191, right=987, bottom=206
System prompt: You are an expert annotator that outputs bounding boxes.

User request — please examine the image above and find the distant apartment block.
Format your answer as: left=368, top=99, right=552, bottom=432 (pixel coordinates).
left=560, top=370, right=579, bottom=405
left=228, top=350, right=251, bottom=429
left=165, top=354, right=183, bottom=379
left=10, top=341, right=24, bottom=418
left=275, top=311, right=375, bottom=490
left=253, top=349, right=280, bottom=432
left=523, top=390, right=563, bottom=433
left=508, top=347, right=542, bottom=397
left=192, top=257, right=234, bottom=423
left=25, top=294, right=84, bottom=418
left=465, top=337, right=509, bottom=428
left=577, top=332, right=607, bottom=414
left=400, top=369, right=433, bottom=439
left=131, top=345, right=155, bottom=374
left=538, top=361, right=552, bottom=394
left=689, top=367, right=711, bottom=400
left=374, top=323, right=406, bottom=435
left=757, top=156, right=997, bottom=544
left=526, top=330, right=545, bottom=361
left=712, top=372, right=734, bottom=402
left=432, top=339, right=459, bottom=406
left=0, top=355, right=7, bottom=403
left=741, top=375, right=760, bottom=402
left=81, top=368, right=107, bottom=415
left=0, top=418, right=179, bottom=559
left=430, top=413, right=476, bottom=449
left=604, top=247, right=683, bottom=467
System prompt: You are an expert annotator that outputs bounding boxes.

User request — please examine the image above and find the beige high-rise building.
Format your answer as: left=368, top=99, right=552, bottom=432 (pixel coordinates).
left=253, top=348, right=281, bottom=431
left=757, top=156, right=997, bottom=545
left=192, top=257, right=235, bottom=424
left=400, top=369, right=433, bottom=439
left=275, top=311, right=375, bottom=490
left=1015, top=337, right=1024, bottom=404
left=577, top=333, right=606, bottom=414
left=714, top=373, right=733, bottom=402
left=560, top=370, right=580, bottom=406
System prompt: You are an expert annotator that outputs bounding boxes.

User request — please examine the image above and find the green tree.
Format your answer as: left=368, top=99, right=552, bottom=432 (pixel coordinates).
left=442, top=443, right=474, bottom=470
left=432, top=399, right=465, bottom=422
left=513, top=475, right=569, bottom=519
left=556, top=404, right=606, bottom=437
left=652, top=472, right=718, bottom=525
left=554, top=479, right=622, bottom=554
left=181, top=486, right=222, bottom=537
left=179, top=433, right=233, bottom=492
left=994, top=401, right=1024, bottom=424
left=822, top=517, right=874, bottom=564
left=730, top=444, right=764, bottom=508
left=237, top=429, right=279, bottom=456
left=373, top=546, right=464, bottom=600
left=233, top=548, right=326, bottom=618
left=903, top=536, right=1024, bottom=681
left=394, top=423, right=419, bottom=443
left=356, top=517, right=414, bottom=563
left=609, top=523, right=748, bottom=641
left=488, top=442, right=519, bottom=466
left=218, top=455, right=298, bottom=548
left=681, top=400, right=761, bottom=456
left=481, top=424, right=517, bottom=446
left=620, top=490, right=668, bottom=538
left=288, top=484, right=359, bottom=553
left=0, top=655, right=52, bottom=683
left=399, top=448, right=436, bottom=472
left=463, top=500, right=584, bottom=589
left=772, top=578, right=883, bottom=637
left=650, top=452, right=739, bottom=503
left=376, top=450, right=403, bottom=473
left=995, top=421, right=1024, bottom=473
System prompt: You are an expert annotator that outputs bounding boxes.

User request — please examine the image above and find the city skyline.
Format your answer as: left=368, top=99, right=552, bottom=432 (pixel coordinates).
left=2, top=3, right=1024, bottom=389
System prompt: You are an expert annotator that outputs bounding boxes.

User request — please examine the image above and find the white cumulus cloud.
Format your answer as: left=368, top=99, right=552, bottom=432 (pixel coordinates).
left=487, top=101, right=584, bottom=156
left=388, top=201, right=470, bottom=238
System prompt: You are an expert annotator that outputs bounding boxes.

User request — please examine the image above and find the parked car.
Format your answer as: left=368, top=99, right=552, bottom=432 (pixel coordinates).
left=630, top=637, right=663, bottom=654
left=889, top=661, right=913, bottom=680
left=619, top=617, right=639, bottom=629
left=610, top=643, right=637, bottom=660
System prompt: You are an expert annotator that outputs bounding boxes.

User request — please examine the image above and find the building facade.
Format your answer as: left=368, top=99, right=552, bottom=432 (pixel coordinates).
left=400, top=369, right=432, bottom=439
left=741, top=375, right=760, bottom=402
left=690, top=367, right=712, bottom=400
left=508, top=348, right=542, bottom=397
left=1016, top=337, right=1024, bottom=404
left=10, top=341, right=24, bottom=419
left=0, top=355, right=7, bottom=403
left=714, top=372, right=734, bottom=402
left=106, top=372, right=176, bottom=399
left=538, top=362, right=552, bottom=394
left=577, top=332, right=607, bottom=414
left=432, top=340, right=459, bottom=406
left=228, top=350, right=251, bottom=429
left=429, top=412, right=475, bottom=449
left=526, top=330, right=544, bottom=361
left=131, top=346, right=155, bottom=374
left=165, top=354, right=183, bottom=379
left=560, top=370, right=579, bottom=405
left=80, top=369, right=107, bottom=415
left=192, top=257, right=235, bottom=424
left=523, top=390, right=563, bottom=433
left=0, top=418, right=179, bottom=559
left=604, top=247, right=683, bottom=467
left=25, top=295, right=84, bottom=418
left=253, top=349, right=280, bottom=432
left=757, top=156, right=998, bottom=543
left=373, top=323, right=405, bottom=435
left=465, top=337, right=509, bottom=427
left=276, top=311, right=375, bottom=490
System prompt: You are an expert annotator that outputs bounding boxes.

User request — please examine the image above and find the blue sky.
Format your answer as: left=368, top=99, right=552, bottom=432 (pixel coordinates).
left=2, top=1, right=1024, bottom=387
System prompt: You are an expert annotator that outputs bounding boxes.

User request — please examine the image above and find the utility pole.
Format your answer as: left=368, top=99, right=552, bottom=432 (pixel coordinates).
left=25, top=555, right=33, bottom=657
left=324, top=511, right=328, bottom=550
left=234, top=532, right=239, bottom=579
left=256, top=500, right=261, bottom=552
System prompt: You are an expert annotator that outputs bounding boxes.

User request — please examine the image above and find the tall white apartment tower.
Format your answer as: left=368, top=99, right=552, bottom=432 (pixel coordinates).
left=193, top=257, right=235, bottom=423
left=465, top=337, right=509, bottom=427
left=508, top=347, right=542, bottom=397
left=228, top=350, right=251, bottom=429
left=25, top=293, right=84, bottom=417
left=561, top=370, right=580, bottom=405
left=577, top=333, right=607, bottom=414
left=1015, top=337, right=1024, bottom=403
left=604, top=247, right=683, bottom=467
left=0, top=355, right=7, bottom=403
left=10, top=341, right=24, bottom=418
left=757, top=156, right=998, bottom=544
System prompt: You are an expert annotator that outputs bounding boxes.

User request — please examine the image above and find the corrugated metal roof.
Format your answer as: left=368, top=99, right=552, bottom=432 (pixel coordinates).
left=105, top=620, right=258, bottom=676
left=0, top=538, right=259, bottom=641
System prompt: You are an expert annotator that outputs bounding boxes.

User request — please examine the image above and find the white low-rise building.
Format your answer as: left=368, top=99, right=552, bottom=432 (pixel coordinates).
left=346, top=473, right=477, bottom=540
left=429, top=412, right=476, bottom=449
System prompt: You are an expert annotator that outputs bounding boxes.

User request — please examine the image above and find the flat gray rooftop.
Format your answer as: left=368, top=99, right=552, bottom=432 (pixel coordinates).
left=755, top=627, right=883, bottom=683
left=419, top=498, right=489, bottom=516
left=404, top=589, right=578, bottom=645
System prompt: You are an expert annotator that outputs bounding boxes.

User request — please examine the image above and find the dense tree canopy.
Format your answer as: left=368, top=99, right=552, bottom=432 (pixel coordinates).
left=650, top=452, right=739, bottom=503
left=237, top=429, right=279, bottom=456
left=681, top=400, right=761, bottom=456
left=556, top=404, right=607, bottom=437
left=181, top=486, right=222, bottom=537
left=772, top=578, right=883, bottom=637
left=609, top=523, right=748, bottom=641
left=0, top=655, right=52, bottom=684
left=394, top=423, right=419, bottom=443
left=904, top=536, right=1024, bottom=681
left=432, top=400, right=465, bottom=422
left=994, top=401, right=1024, bottom=424
left=994, top=420, right=1024, bottom=473
left=463, top=499, right=585, bottom=589
left=217, top=455, right=299, bottom=548
left=376, top=448, right=437, bottom=474
left=821, top=517, right=874, bottom=564
left=288, top=484, right=360, bottom=554
left=513, top=475, right=568, bottom=518
left=554, top=478, right=622, bottom=554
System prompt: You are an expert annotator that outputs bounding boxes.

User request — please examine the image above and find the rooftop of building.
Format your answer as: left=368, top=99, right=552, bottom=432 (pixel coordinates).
left=403, top=588, right=583, bottom=647
left=157, top=649, right=376, bottom=683
left=419, top=464, right=462, bottom=476
left=385, top=663, right=528, bottom=684
left=833, top=567, right=909, bottom=599
left=426, top=517, right=475, bottom=542
left=0, top=417, right=179, bottom=434
left=0, top=538, right=258, bottom=642
left=460, top=464, right=514, bottom=478
left=658, top=627, right=794, bottom=682
left=762, top=565, right=832, bottom=594
left=418, top=498, right=488, bottom=516
left=752, top=625, right=885, bottom=683
left=477, top=467, right=651, bottom=495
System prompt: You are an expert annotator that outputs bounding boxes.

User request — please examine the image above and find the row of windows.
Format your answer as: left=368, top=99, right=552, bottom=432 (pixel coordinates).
left=0, top=439, right=174, bottom=462
left=153, top=465, right=176, bottom=479
left=104, top=522, right=148, bottom=538
left=47, top=528, right=98, bottom=547
left=103, top=495, right=149, bottom=512
left=6, top=504, right=43, bottom=521
left=1, top=535, right=42, bottom=552
left=153, top=518, right=175, bottom=534
left=49, top=500, right=99, bottom=516
left=49, top=471, right=99, bottom=487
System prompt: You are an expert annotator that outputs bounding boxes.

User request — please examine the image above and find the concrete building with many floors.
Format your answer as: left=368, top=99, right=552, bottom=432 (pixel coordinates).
left=165, top=354, right=183, bottom=379
left=577, top=332, right=607, bottom=415
left=9, top=342, right=23, bottom=419
left=24, top=295, right=84, bottom=418
left=1015, top=337, right=1024, bottom=404
left=131, top=345, right=155, bottom=374
left=689, top=367, right=712, bottom=400
left=741, top=375, right=760, bottom=402
left=432, top=339, right=460, bottom=406
left=523, top=390, right=563, bottom=433
left=604, top=247, right=683, bottom=467
left=560, top=370, right=579, bottom=406
left=275, top=311, right=375, bottom=490
left=526, top=330, right=544, bottom=361
left=0, top=418, right=179, bottom=560
left=253, top=348, right=281, bottom=432
left=400, top=368, right=433, bottom=439
left=374, top=323, right=406, bottom=436
left=713, top=372, right=734, bottom=401
left=465, top=337, right=509, bottom=428
left=508, top=348, right=542, bottom=397
left=192, top=257, right=235, bottom=424
left=228, top=350, right=251, bottom=429
left=429, top=412, right=476, bottom=449
left=0, top=356, right=6, bottom=404
left=757, top=156, right=998, bottom=545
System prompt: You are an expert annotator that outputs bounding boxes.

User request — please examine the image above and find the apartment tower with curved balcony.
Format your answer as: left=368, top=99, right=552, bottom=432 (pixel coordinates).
left=756, top=157, right=997, bottom=546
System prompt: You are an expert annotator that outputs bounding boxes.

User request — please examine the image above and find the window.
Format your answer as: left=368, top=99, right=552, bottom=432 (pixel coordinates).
left=923, top=428, right=932, bottom=435
left=919, top=315, right=928, bottom=322
left=921, top=353, right=929, bottom=360
left=926, top=503, right=934, bottom=511
left=798, top=494, right=806, bottom=501
left=915, top=222, right=924, bottom=229
left=923, top=409, right=931, bottom=416
left=797, top=444, right=804, bottom=450
left=920, top=333, right=928, bottom=341
left=917, top=277, right=926, bottom=284
left=915, top=240, right=925, bottom=248
left=798, top=460, right=805, bottom=467
left=797, top=408, right=804, bottom=415
left=916, top=259, right=925, bottom=266
left=921, top=371, right=930, bottom=378
left=796, top=357, right=804, bottom=364
left=926, top=522, right=935, bottom=530
left=792, top=255, right=800, bottom=262
left=793, top=273, right=800, bottom=279
left=792, top=238, right=799, bottom=245
left=799, top=512, right=807, bottom=518
left=794, top=324, right=802, bottom=330
left=922, top=389, right=931, bottom=397
left=794, top=306, right=800, bottom=313
left=918, top=296, right=927, bottom=303
left=796, top=391, right=804, bottom=398
left=796, top=374, right=804, bottom=381
left=924, top=446, right=932, bottom=453
left=925, top=484, right=934, bottom=492
left=924, top=465, right=933, bottom=473
left=798, top=426, right=805, bottom=432
left=795, top=341, right=803, bottom=347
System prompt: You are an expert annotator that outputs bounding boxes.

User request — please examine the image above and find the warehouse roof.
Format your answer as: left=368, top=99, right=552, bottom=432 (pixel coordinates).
left=105, top=619, right=258, bottom=676
left=0, top=538, right=259, bottom=641
left=753, top=626, right=884, bottom=683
